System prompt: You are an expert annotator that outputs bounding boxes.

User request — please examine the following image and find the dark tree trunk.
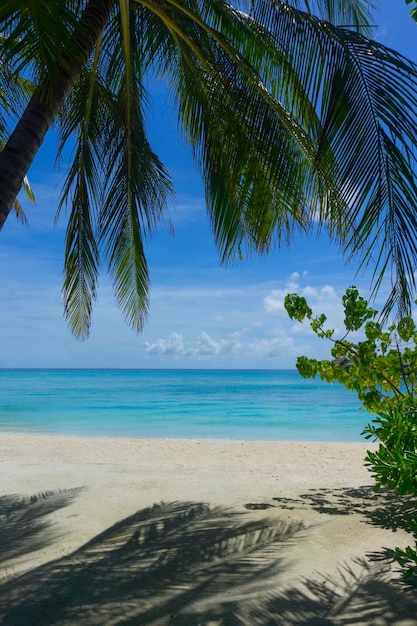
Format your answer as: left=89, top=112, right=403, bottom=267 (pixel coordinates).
left=0, top=0, right=116, bottom=230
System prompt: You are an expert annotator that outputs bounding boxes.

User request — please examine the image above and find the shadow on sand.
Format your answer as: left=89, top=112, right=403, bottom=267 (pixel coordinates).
left=266, top=484, right=417, bottom=533
left=0, top=488, right=84, bottom=562
left=1, top=489, right=417, bottom=625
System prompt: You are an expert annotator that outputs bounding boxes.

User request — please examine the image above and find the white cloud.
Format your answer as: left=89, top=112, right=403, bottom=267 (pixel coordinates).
left=143, top=325, right=302, bottom=363
left=319, top=284, right=337, bottom=299
left=287, top=281, right=299, bottom=291
left=143, top=327, right=300, bottom=363
left=263, top=289, right=288, bottom=314
left=193, top=331, right=232, bottom=356
left=263, top=274, right=340, bottom=319
left=144, top=330, right=241, bottom=359
left=248, top=330, right=298, bottom=359
left=301, top=286, right=318, bottom=298
left=143, top=332, right=185, bottom=355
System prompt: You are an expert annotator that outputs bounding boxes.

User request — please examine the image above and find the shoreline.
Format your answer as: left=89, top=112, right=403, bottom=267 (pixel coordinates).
left=2, top=433, right=417, bottom=624
left=0, top=429, right=371, bottom=442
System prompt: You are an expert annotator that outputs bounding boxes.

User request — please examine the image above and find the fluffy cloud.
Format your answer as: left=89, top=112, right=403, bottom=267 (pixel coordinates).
left=144, top=331, right=241, bottom=358
left=263, top=273, right=303, bottom=314
left=193, top=331, right=227, bottom=356
left=143, top=328, right=299, bottom=363
left=248, top=331, right=299, bottom=359
left=141, top=273, right=360, bottom=367
left=263, top=275, right=338, bottom=317
left=263, top=289, right=289, bottom=314
left=143, top=332, right=185, bottom=355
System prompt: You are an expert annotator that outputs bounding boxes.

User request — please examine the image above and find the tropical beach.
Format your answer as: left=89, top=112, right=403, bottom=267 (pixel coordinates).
left=2, top=1, right=417, bottom=624
left=2, top=433, right=417, bottom=625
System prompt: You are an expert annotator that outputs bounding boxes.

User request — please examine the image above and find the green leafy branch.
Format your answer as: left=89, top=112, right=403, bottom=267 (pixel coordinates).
left=284, top=287, right=416, bottom=411
left=285, top=286, right=417, bottom=581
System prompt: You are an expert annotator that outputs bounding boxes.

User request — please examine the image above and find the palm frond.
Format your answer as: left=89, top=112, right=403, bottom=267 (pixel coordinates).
left=98, top=4, right=173, bottom=332
left=281, top=0, right=376, bottom=32
left=61, top=181, right=99, bottom=340
left=127, top=0, right=417, bottom=317
left=138, top=1, right=322, bottom=260
left=2, top=0, right=417, bottom=330
left=0, top=0, right=80, bottom=84
left=203, top=1, right=417, bottom=313
left=21, top=174, right=35, bottom=203
left=349, top=129, right=417, bottom=319
left=55, top=42, right=107, bottom=338
left=12, top=197, right=28, bottom=225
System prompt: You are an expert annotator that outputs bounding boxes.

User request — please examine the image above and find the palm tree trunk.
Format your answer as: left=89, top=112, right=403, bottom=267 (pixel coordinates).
left=0, top=0, right=116, bottom=230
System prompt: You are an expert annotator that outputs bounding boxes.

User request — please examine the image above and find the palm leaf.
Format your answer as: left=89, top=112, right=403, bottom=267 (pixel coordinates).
left=159, top=1, right=417, bottom=314
left=2, top=0, right=417, bottom=334
left=0, top=0, right=80, bottom=85
left=98, top=3, right=173, bottom=332
left=56, top=50, right=105, bottom=338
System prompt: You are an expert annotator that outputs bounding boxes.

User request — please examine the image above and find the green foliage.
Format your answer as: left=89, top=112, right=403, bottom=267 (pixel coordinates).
left=342, top=287, right=376, bottom=331
left=395, top=541, right=417, bottom=581
left=365, top=407, right=417, bottom=494
left=406, top=0, right=417, bottom=23
left=284, top=287, right=417, bottom=581
left=283, top=294, right=312, bottom=323
left=284, top=288, right=414, bottom=412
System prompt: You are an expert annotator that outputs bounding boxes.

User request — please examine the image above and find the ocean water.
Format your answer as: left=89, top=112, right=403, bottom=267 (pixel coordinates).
left=0, top=369, right=372, bottom=442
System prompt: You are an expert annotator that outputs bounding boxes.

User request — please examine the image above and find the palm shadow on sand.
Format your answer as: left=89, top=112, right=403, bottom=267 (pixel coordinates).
left=0, top=488, right=85, bottom=562
left=1, top=491, right=417, bottom=625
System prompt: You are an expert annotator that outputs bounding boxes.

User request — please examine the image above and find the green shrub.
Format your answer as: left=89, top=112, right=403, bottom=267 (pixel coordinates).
left=285, top=287, right=417, bottom=580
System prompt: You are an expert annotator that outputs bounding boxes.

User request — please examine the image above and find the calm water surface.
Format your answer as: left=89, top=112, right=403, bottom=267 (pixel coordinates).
left=0, top=369, right=370, bottom=441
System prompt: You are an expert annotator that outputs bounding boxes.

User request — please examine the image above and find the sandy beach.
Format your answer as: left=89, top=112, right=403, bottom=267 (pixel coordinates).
left=1, top=433, right=417, bottom=625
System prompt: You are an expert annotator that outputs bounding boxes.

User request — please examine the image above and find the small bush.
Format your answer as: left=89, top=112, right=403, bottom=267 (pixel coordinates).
left=285, top=287, right=417, bottom=581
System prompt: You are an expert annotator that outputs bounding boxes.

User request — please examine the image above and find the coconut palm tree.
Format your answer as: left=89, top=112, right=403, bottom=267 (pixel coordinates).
left=0, top=63, right=35, bottom=223
left=1, top=1, right=417, bottom=338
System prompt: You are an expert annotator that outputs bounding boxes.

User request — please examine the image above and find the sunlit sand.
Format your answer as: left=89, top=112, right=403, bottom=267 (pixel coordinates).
left=1, top=434, right=417, bottom=624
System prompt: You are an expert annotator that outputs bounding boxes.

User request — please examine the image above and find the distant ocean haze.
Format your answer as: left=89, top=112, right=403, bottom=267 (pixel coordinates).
left=0, top=369, right=369, bottom=441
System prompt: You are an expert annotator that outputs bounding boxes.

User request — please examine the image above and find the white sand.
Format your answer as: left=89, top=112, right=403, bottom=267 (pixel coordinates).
left=1, top=434, right=417, bottom=625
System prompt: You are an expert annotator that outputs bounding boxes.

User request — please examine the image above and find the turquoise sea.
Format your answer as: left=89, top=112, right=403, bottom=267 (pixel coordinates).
left=0, top=369, right=371, bottom=442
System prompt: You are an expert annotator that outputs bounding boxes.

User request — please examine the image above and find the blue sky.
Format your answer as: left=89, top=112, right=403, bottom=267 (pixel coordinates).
left=0, top=1, right=415, bottom=369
